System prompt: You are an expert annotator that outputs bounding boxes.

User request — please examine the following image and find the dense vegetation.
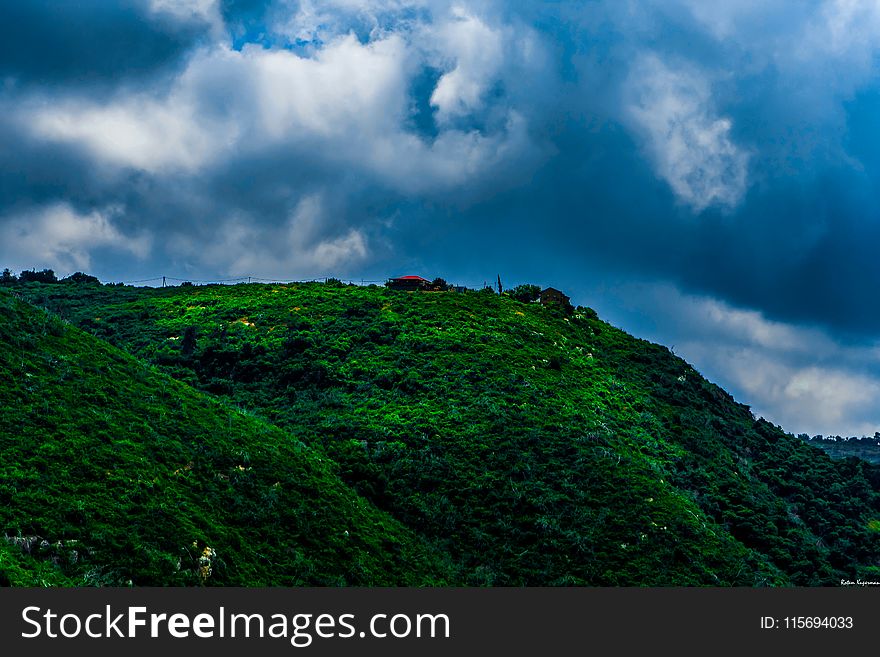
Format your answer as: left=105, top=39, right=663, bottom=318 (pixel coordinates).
left=0, top=291, right=449, bottom=585
left=5, top=278, right=880, bottom=585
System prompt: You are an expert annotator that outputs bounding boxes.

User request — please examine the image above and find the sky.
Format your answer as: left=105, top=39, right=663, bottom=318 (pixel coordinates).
left=2, top=0, right=880, bottom=437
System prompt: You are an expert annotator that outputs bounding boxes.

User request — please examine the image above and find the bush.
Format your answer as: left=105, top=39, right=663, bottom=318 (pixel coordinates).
left=19, top=269, right=57, bottom=284
left=578, top=306, right=599, bottom=320
left=507, top=284, right=541, bottom=303
left=61, top=272, right=100, bottom=285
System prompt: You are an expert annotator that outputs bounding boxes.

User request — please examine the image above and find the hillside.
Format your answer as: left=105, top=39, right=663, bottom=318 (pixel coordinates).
left=0, top=290, right=450, bottom=586
left=8, top=280, right=880, bottom=585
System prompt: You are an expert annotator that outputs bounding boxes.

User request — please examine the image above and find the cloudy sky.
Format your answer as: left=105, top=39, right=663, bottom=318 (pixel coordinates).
left=3, top=0, right=880, bottom=437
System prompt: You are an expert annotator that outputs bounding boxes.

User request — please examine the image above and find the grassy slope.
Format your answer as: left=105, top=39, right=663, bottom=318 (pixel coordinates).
left=0, top=290, right=449, bottom=586
left=12, top=281, right=880, bottom=585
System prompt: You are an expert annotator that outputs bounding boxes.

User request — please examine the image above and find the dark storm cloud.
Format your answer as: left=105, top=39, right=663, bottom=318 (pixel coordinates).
left=386, top=0, right=880, bottom=340
left=0, top=1, right=212, bottom=89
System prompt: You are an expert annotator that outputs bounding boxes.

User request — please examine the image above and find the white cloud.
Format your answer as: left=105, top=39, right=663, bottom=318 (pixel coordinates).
left=428, top=5, right=504, bottom=124
left=172, top=194, right=368, bottom=277
left=362, top=109, right=537, bottom=193
left=676, top=294, right=840, bottom=357
left=710, top=349, right=880, bottom=438
left=0, top=203, right=151, bottom=273
left=274, top=0, right=429, bottom=44
left=24, top=34, right=411, bottom=173
left=148, top=0, right=224, bottom=33
left=20, top=22, right=538, bottom=193
left=813, top=0, right=880, bottom=59
left=672, top=0, right=880, bottom=65
left=624, top=54, right=750, bottom=213
left=241, top=33, right=411, bottom=140
left=29, top=96, right=222, bottom=173
left=602, top=281, right=880, bottom=436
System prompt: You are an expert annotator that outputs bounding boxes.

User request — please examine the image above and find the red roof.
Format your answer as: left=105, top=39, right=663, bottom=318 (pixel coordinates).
left=392, top=275, right=431, bottom=282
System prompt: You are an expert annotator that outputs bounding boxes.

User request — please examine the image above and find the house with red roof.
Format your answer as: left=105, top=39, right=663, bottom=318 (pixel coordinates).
left=386, top=275, right=432, bottom=291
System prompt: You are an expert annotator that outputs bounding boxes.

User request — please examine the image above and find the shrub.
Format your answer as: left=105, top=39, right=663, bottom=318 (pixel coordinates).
left=19, top=269, right=57, bottom=284
left=507, top=284, right=541, bottom=303
left=61, top=272, right=100, bottom=285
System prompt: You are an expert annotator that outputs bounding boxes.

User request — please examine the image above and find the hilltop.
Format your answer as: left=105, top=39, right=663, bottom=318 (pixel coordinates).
left=0, top=290, right=449, bottom=585
left=5, top=278, right=880, bottom=585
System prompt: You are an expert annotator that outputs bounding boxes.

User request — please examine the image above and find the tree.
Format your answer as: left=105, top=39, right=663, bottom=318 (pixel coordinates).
left=507, top=284, right=541, bottom=303
left=578, top=306, right=599, bottom=320
left=181, top=326, right=198, bottom=356
left=430, top=277, right=449, bottom=291
left=61, top=271, right=100, bottom=285
left=0, top=268, right=16, bottom=285
left=19, top=268, right=57, bottom=283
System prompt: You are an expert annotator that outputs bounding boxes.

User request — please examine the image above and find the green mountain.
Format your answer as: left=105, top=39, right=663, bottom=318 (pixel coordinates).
left=0, top=290, right=449, bottom=586
left=6, top=279, right=880, bottom=585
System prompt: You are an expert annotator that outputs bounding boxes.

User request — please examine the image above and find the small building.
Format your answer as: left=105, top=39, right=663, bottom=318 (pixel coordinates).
left=387, top=275, right=432, bottom=291
left=540, top=287, right=572, bottom=311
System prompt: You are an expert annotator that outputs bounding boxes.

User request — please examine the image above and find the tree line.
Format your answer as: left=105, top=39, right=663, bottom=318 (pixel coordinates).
left=1, top=268, right=101, bottom=285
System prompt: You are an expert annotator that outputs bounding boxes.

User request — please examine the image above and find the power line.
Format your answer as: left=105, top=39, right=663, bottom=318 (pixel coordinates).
left=165, top=276, right=250, bottom=283
left=9, top=268, right=493, bottom=291
left=111, top=274, right=488, bottom=289
left=118, top=277, right=164, bottom=284
left=112, top=275, right=391, bottom=287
